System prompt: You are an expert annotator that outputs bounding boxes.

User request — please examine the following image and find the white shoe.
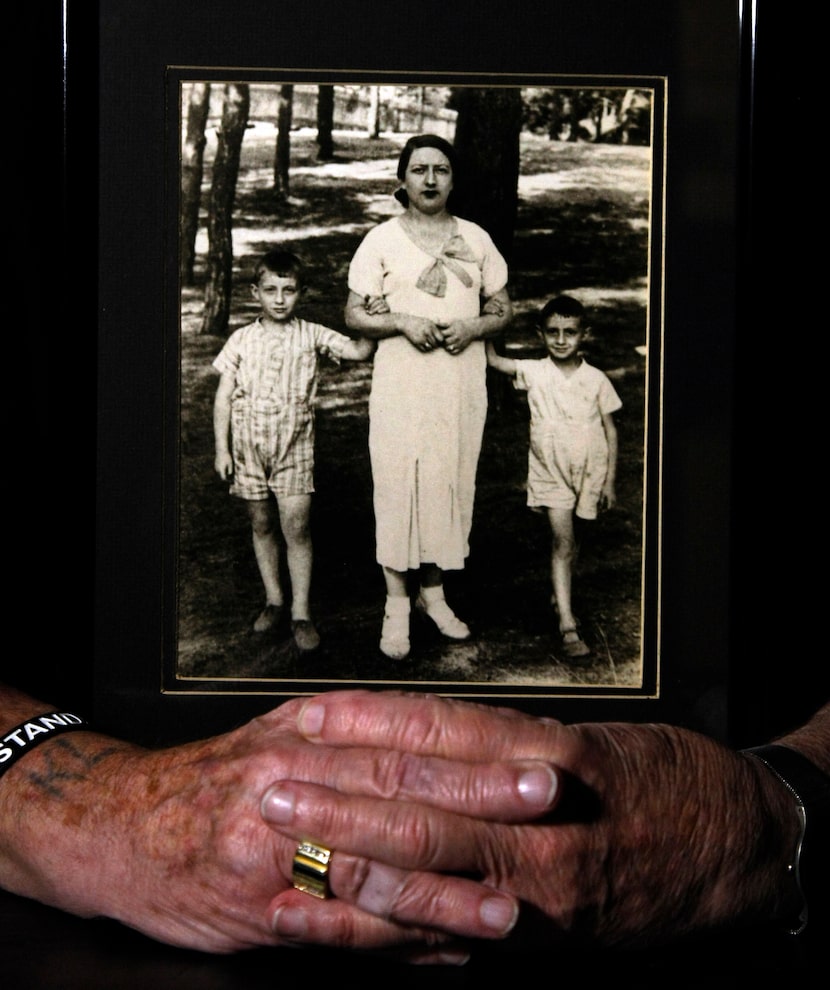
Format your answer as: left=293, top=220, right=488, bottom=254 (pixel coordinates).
left=380, top=598, right=411, bottom=660
left=415, top=593, right=471, bottom=641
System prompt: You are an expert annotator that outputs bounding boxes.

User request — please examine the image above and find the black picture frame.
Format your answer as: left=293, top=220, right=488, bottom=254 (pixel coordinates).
left=86, top=0, right=748, bottom=746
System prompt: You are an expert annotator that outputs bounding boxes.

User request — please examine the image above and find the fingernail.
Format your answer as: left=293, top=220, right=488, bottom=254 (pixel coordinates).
left=272, top=905, right=308, bottom=938
left=414, top=949, right=472, bottom=966
left=479, top=895, right=518, bottom=934
left=518, top=765, right=558, bottom=808
left=355, top=861, right=405, bottom=915
left=435, top=951, right=471, bottom=966
left=260, top=786, right=295, bottom=824
left=298, top=701, right=325, bottom=739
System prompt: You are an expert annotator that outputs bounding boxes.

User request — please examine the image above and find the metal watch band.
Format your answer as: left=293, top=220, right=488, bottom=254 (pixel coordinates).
left=743, top=743, right=830, bottom=935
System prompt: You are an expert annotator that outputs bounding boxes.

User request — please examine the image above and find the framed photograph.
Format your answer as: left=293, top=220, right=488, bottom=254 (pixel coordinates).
left=91, top=1, right=745, bottom=743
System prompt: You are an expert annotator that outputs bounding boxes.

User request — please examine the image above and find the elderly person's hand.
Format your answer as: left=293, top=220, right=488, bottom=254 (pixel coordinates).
left=261, top=690, right=821, bottom=950
left=1, top=686, right=556, bottom=962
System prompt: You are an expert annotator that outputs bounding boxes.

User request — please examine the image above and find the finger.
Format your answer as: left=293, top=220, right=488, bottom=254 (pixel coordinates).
left=297, top=690, right=572, bottom=762
left=267, top=809, right=518, bottom=941
left=263, top=780, right=502, bottom=875
left=263, top=745, right=559, bottom=821
left=269, top=888, right=472, bottom=959
left=277, top=858, right=517, bottom=942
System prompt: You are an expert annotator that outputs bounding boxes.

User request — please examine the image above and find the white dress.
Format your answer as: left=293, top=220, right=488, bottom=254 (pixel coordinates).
left=348, top=215, right=508, bottom=571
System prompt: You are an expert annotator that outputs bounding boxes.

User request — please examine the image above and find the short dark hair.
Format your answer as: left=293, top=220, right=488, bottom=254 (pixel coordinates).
left=394, top=134, right=459, bottom=208
left=538, top=294, right=587, bottom=325
left=253, top=249, right=304, bottom=287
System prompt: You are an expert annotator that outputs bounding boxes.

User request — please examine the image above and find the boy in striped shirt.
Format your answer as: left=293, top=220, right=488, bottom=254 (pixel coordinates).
left=213, top=249, right=374, bottom=652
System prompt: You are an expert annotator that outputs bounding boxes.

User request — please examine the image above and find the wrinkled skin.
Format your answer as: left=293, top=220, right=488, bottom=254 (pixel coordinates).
left=4, top=685, right=824, bottom=958
left=262, top=690, right=817, bottom=950
left=0, top=688, right=551, bottom=962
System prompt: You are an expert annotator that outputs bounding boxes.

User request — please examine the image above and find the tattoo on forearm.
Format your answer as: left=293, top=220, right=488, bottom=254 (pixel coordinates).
left=25, top=738, right=122, bottom=799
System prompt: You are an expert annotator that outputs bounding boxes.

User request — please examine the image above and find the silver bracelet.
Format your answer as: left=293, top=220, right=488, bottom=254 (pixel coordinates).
left=742, top=743, right=830, bottom=936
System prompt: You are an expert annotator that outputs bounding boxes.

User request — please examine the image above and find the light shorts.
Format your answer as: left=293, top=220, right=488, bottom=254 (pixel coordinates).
left=526, top=434, right=605, bottom=521
left=229, top=402, right=315, bottom=499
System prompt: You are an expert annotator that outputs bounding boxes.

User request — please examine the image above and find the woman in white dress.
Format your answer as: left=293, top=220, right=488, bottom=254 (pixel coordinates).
left=345, top=134, right=512, bottom=660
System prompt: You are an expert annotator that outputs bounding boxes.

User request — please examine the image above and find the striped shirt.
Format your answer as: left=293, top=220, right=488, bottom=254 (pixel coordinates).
left=213, top=316, right=354, bottom=497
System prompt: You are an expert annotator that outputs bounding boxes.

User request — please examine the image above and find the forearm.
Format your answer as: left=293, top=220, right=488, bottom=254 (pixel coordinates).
left=0, top=685, right=144, bottom=917
left=773, top=702, right=830, bottom=773
left=471, top=291, right=512, bottom=341
left=0, top=683, right=58, bottom=725
left=213, top=399, right=231, bottom=455
left=459, top=313, right=507, bottom=342
left=341, top=337, right=376, bottom=361
left=603, top=418, right=618, bottom=487
left=605, top=448, right=618, bottom=488
left=485, top=345, right=516, bottom=377
left=344, top=304, right=405, bottom=340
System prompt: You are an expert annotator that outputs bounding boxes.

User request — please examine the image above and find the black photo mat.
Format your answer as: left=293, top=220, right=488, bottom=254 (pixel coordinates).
left=89, top=1, right=746, bottom=745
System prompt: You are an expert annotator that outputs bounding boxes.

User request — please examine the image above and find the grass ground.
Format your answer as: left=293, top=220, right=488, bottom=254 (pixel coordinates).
left=175, top=128, right=654, bottom=696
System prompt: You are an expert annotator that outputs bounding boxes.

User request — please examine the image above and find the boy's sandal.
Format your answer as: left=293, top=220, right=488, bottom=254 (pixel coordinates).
left=561, top=627, right=590, bottom=658
left=254, top=603, right=284, bottom=634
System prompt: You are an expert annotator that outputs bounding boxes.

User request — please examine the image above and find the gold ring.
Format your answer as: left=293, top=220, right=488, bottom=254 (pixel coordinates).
left=292, top=841, right=333, bottom=899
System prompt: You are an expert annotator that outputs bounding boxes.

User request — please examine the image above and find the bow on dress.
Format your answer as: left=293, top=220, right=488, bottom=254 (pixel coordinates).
left=415, top=234, right=478, bottom=297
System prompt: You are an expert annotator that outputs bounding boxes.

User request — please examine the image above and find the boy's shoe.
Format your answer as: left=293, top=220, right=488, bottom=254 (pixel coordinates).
left=561, top=627, right=590, bottom=659
left=415, top=593, right=471, bottom=641
left=254, top=603, right=284, bottom=634
left=292, top=619, right=321, bottom=653
left=380, top=597, right=411, bottom=660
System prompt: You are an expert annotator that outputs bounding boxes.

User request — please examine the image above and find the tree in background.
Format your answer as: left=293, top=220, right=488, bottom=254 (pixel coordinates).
left=274, top=84, right=293, bottom=202
left=450, top=88, right=523, bottom=410
left=450, top=87, right=522, bottom=263
left=522, top=87, right=652, bottom=145
left=180, top=82, right=210, bottom=286
left=366, top=86, right=381, bottom=138
left=316, top=84, right=335, bottom=159
left=200, top=84, right=249, bottom=336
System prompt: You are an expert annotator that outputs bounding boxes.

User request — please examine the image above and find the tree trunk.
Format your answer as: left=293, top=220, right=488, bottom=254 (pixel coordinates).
left=316, top=84, right=335, bottom=160
left=200, top=84, right=249, bottom=336
left=367, top=86, right=381, bottom=139
left=451, top=88, right=522, bottom=411
left=274, top=84, right=294, bottom=201
left=180, top=82, right=210, bottom=285
left=451, top=87, right=522, bottom=263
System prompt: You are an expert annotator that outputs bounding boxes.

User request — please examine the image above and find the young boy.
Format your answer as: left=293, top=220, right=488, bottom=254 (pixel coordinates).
left=486, top=295, right=621, bottom=659
left=212, top=249, right=374, bottom=651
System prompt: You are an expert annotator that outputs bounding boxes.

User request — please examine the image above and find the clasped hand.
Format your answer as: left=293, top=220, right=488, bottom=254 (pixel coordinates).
left=364, top=296, right=476, bottom=355
left=259, top=690, right=791, bottom=954
left=11, top=687, right=803, bottom=962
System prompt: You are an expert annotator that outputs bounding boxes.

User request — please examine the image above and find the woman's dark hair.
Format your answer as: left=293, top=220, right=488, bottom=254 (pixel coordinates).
left=394, top=133, right=460, bottom=208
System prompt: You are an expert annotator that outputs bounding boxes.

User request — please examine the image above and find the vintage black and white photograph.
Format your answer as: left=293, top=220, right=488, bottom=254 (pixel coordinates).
left=167, top=74, right=665, bottom=698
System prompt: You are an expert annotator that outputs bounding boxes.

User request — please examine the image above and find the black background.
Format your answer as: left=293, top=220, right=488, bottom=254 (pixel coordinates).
left=2, top=1, right=822, bottom=982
